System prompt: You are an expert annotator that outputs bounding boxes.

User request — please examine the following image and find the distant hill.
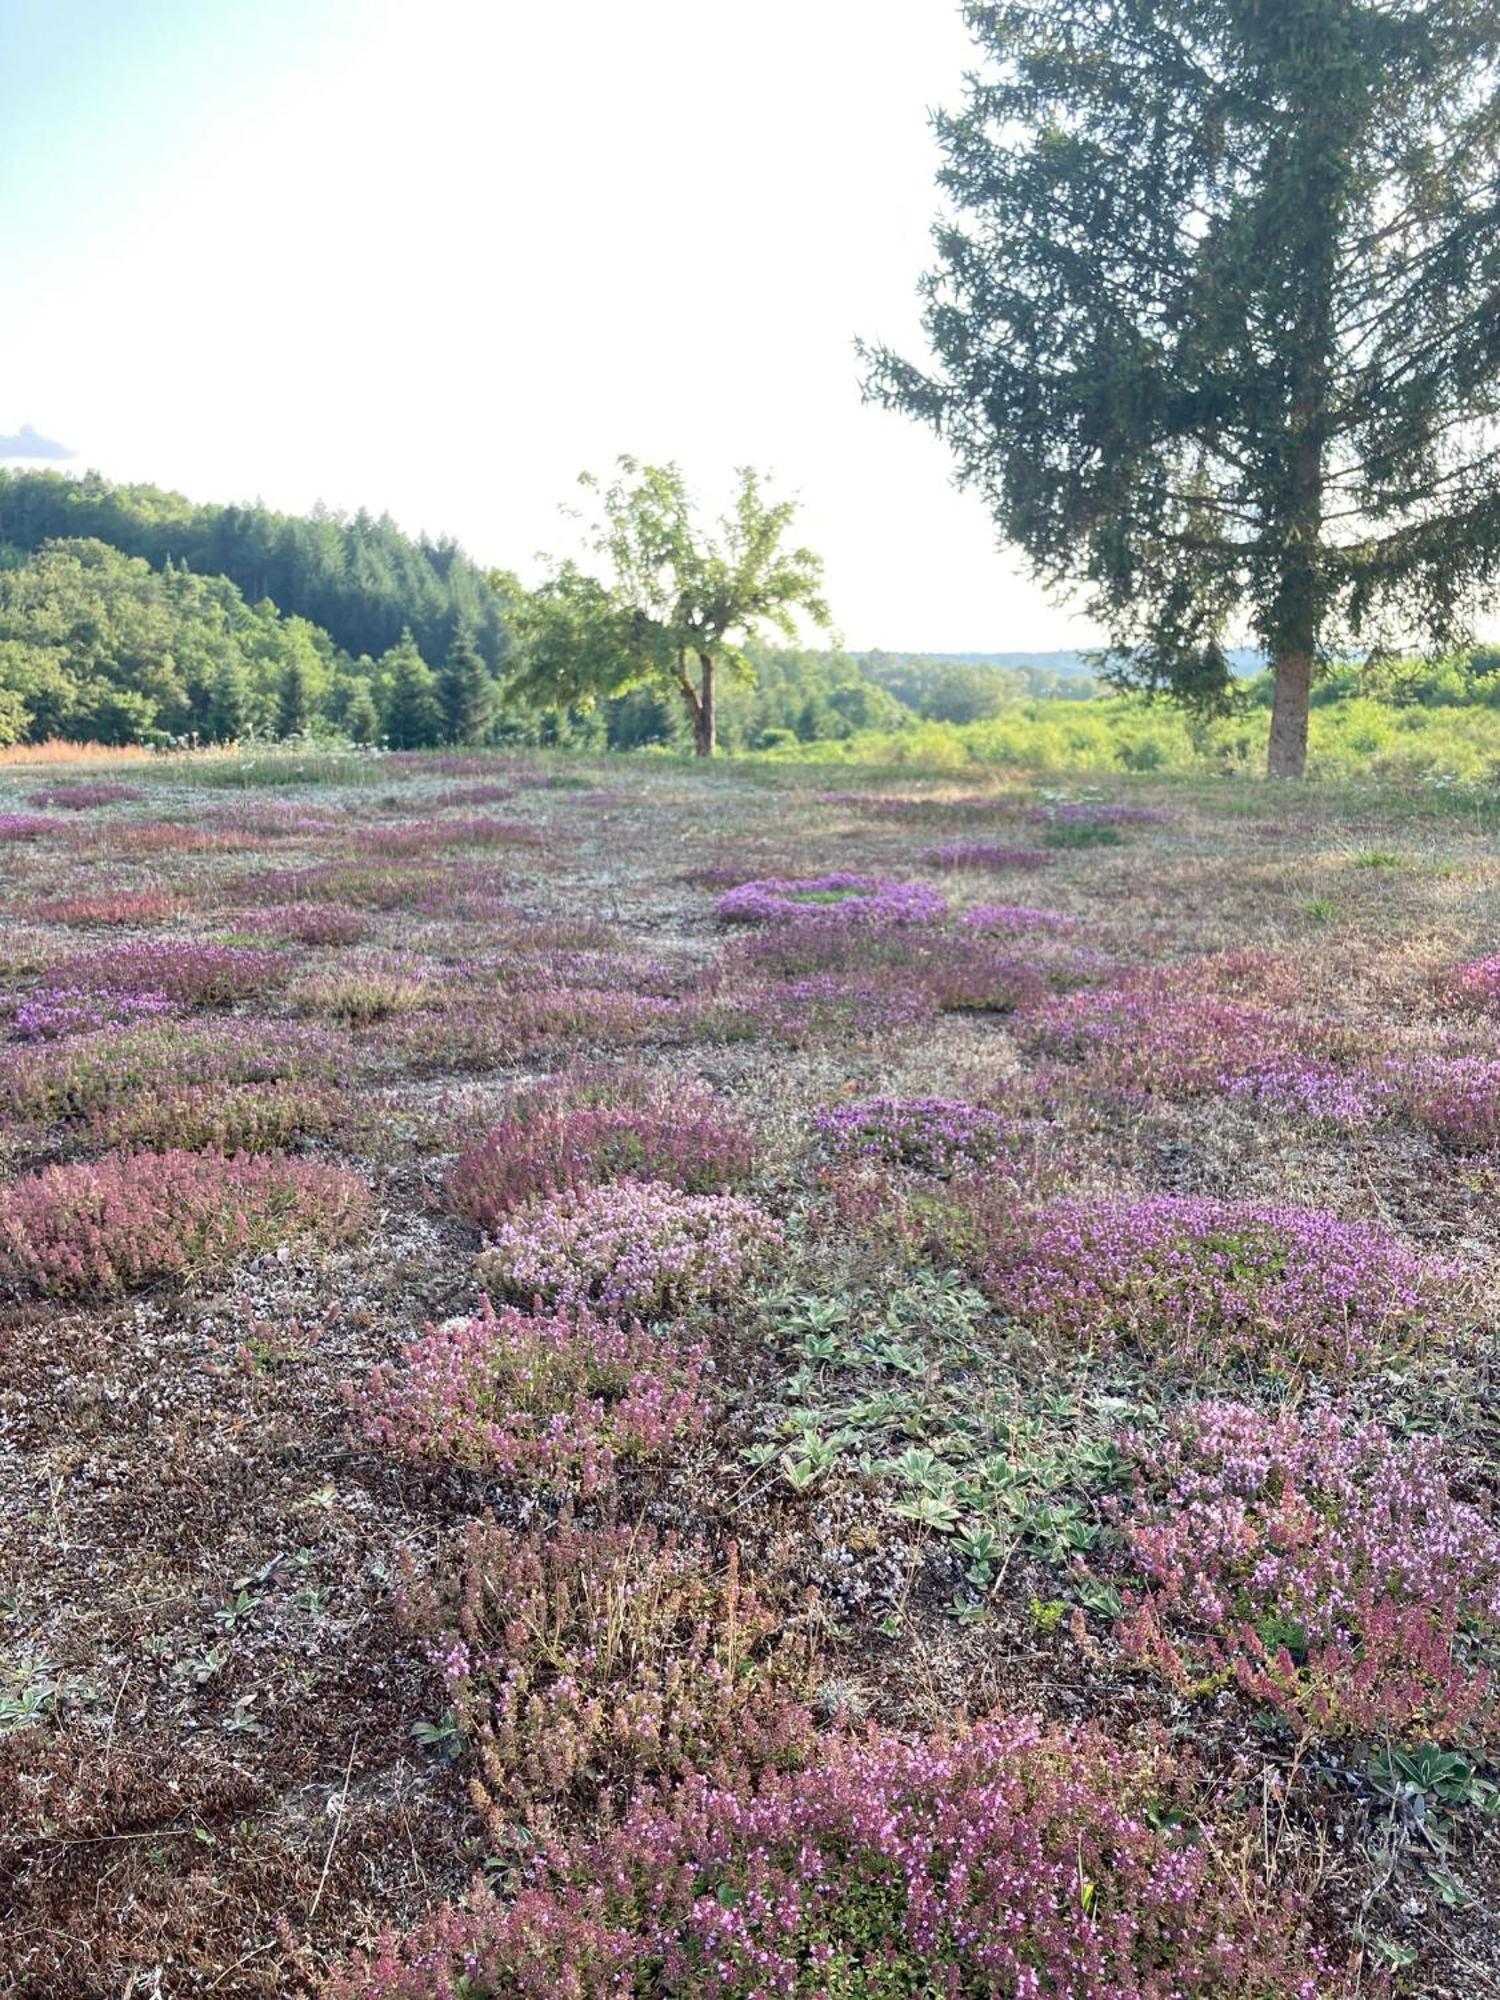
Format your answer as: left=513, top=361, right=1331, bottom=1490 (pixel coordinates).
left=856, top=648, right=1265, bottom=678
left=0, top=468, right=511, bottom=672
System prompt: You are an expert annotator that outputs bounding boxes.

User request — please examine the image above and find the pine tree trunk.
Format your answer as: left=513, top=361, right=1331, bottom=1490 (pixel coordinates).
left=1267, top=649, right=1312, bottom=779
left=694, top=653, right=716, bottom=757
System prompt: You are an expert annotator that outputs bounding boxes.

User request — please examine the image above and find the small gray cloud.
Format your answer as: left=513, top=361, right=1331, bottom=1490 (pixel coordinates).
left=0, top=423, right=76, bottom=461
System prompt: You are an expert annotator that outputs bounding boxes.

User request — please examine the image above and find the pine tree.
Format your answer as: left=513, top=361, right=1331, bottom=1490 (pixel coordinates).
left=380, top=629, right=444, bottom=749
left=208, top=657, right=252, bottom=742
left=437, top=623, right=494, bottom=744
left=342, top=679, right=382, bottom=746
left=276, top=658, right=310, bottom=739
left=865, top=0, right=1500, bottom=777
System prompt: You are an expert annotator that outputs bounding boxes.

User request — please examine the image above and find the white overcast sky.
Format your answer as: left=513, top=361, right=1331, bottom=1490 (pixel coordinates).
left=0, top=0, right=1102, bottom=651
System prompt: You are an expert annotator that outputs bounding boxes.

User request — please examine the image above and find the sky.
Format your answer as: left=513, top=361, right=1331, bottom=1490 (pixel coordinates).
left=0, top=0, right=1103, bottom=652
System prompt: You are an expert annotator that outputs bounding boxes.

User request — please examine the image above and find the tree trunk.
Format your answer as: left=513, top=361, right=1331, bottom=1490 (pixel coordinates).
left=1267, top=648, right=1312, bottom=779
left=693, top=652, right=716, bottom=757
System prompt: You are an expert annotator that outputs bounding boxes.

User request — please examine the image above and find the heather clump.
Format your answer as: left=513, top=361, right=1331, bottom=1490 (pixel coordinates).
left=741, top=972, right=937, bottom=1044
left=25, top=782, right=145, bottom=809
left=353, top=1300, right=709, bottom=1490
left=980, top=1195, right=1458, bottom=1376
left=235, top=901, right=370, bottom=946
left=13, top=985, right=177, bottom=1040
left=1022, top=983, right=1371, bottom=1116
left=812, top=1095, right=1009, bottom=1176
left=26, top=889, right=185, bottom=928
left=922, top=840, right=1053, bottom=871
left=330, top=1718, right=1336, bottom=2000
left=44, top=938, right=289, bottom=1008
left=447, top=1073, right=756, bottom=1229
left=0, top=813, right=65, bottom=840
left=478, top=1181, right=782, bottom=1318
left=0, top=1018, right=346, bottom=1126
left=89, top=1078, right=345, bottom=1153
left=405, top=1518, right=815, bottom=1844
left=1113, top=1400, right=1500, bottom=1742
left=1437, top=953, right=1500, bottom=1012
left=364, top=815, right=541, bottom=856
left=0, top=1148, right=367, bottom=1297
left=716, top=874, right=946, bottom=926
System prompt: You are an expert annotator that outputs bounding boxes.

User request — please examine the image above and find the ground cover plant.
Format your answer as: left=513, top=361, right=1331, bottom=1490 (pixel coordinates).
left=3, top=749, right=1500, bottom=1998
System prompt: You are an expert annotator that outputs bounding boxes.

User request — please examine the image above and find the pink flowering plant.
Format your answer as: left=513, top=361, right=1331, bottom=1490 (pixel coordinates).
left=12, top=984, right=177, bottom=1041
left=352, top=1299, right=710, bottom=1492
left=716, top=874, right=946, bottom=926
left=44, top=938, right=290, bottom=1009
left=478, top=1180, right=782, bottom=1318
left=812, top=1096, right=1010, bottom=1176
left=921, top=840, right=1054, bottom=871
left=1111, top=1400, right=1500, bottom=1743
left=447, top=1072, right=756, bottom=1230
left=0, top=1148, right=368, bottom=1297
left=404, top=1518, right=815, bottom=1845
left=330, top=1717, right=1338, bottom=2000
left=980, top=1196, right=1460, bottom=1376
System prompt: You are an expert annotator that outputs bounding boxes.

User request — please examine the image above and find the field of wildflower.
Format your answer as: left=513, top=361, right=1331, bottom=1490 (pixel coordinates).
left=3, top=747, right=1500, bottom=1996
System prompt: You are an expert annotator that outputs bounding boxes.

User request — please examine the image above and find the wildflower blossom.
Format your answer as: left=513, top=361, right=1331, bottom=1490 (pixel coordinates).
left=1114, top=1400, right=1500, bottom=1740
left=715, top=874, right=946, bottom=926
left=354, top=1300, right=710, bottom=1491
left=479, top=1180, right=781, bottom=1318
left=812, top=1096, right=1010, bottom=1176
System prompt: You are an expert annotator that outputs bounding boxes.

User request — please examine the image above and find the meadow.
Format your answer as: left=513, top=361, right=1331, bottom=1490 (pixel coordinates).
left=3, top=746, right=1500, bottom=1997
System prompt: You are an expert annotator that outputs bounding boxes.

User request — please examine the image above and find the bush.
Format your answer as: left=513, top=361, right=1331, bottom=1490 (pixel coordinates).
left=0, top=1148, right=368, bottom=1297
left=352, top=1300, right=710, bottom=1490
left=478, top=1181, right=782, bottom=1318
left=329, top=1718, right=1337, bottom=1999
left=446, top=1073, right=756, bottom=1230
left=979, top=1195, right=1459, bottom=1376
left=1114, top=1400, right=1500, bottom=1742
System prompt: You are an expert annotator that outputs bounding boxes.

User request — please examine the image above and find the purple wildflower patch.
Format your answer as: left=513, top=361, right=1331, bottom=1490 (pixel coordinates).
left=980, top=1195, right=1459, bottom=1374
left=813, top=1095, right=1010, bottom=1175
left=352, top=1299, right=710, bottom=1491
left=715, top=874, right=946, bottom=926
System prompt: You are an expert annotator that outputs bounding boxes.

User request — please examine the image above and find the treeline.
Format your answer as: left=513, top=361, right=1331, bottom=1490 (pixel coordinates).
left=0, top=469, right=508, bottom=670
left=0, top=539, right=511, bottom=749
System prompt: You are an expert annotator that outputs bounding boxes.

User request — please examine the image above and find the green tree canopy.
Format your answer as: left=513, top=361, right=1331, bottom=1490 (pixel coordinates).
left=380, top=628, right=444, bottom=749
left=864, top=0, right=1500, bottom=777
left=509, top=460, right=831, bottom=755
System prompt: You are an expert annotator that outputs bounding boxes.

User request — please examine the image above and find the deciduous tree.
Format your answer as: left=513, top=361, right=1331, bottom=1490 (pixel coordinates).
left=511, top=460, right=830, bottom=756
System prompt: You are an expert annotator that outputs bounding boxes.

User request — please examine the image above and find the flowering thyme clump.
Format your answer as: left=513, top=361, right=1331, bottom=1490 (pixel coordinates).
left=922, top=841, right=1053, bottom=871
left=403, top=1518, right=814, bottom=1845
left=352, top=1299, right=710, bottom=1491
left=13, top=985, right=177, bottom=1041
left=813, top=1095, right=1010, bottom=1175
left=981, top=1195, right=1458, bottom=1375
left=44, top=939, right=288, bottom=1008
left=0, top=1148, right=368, bottom=1297
left=0, top=814, right=65, bottom=840
left=328, top=1717, right=1338, bottom=1999
left=1114, top=1400, right=1500, bottom=1741
left=478, top=1180, right=781, bottom=1318
left=447, top=1072, right=756, bottom=1229
left=25, top=782, right=145, bottom=809
left=715, top=873, right=946, bottom=926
